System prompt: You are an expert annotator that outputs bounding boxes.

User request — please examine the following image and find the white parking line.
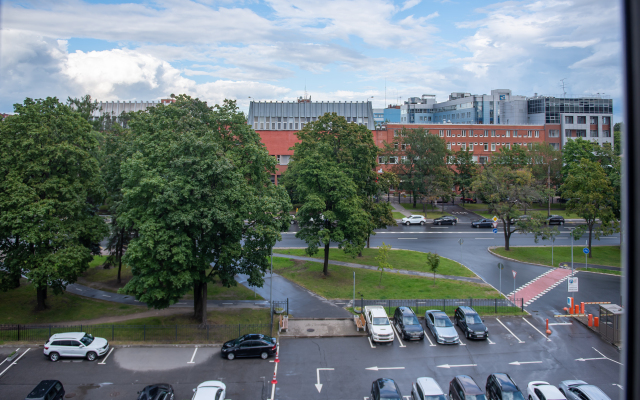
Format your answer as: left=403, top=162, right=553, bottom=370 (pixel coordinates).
left=187, top=347, right=198, bottom=364
left=0, top=348, right=29, bottom=377
left=98, top=348, right=114, bottom=365
left=487, top=337, right=495, bottom=345
left=390, top=325, right=406, bottom=347
left=368, top=337, right=376, bottom=349
left=475, top=238, right=494, bottom=240
left=496, top=318, right=525, bottom=343
left=398, top=238, right=418, bottom=240
left=522, top=318, right=552, bottom=342
left=423, top=330, right=436, bottom=347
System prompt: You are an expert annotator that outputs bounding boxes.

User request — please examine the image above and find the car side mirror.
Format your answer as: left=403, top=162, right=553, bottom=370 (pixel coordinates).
left=79, top=344, right=85, bottom=348
left=193, top=388, right=196, bottom=393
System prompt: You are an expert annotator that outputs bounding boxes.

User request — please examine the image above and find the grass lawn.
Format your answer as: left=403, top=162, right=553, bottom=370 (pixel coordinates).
left=272, top=258, right=498, bottom=300
left=81, top=256, right=263, bottom=300
left=0, top=280, right=147, bottom=324
left=492, top=246, right=621, bottom=268
left=273, top=248, right=476, bottom=277
left=118, top=308, right=271, bottom=326
left=392, top=212, right=406, bottom=219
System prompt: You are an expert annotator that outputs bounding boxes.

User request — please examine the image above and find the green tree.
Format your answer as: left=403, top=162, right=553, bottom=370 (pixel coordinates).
left=0, top=97, right=108, bottom=309
left=451, top=149, right=478, bottom=199
left=375, top=242, right=393, bottom=286
left=426, top=252, right=440, bottom=282
left=472, top=164, right=546, bottom=250
left=283, top=113, right=382, bottom=276
left=561, top=158, right=619, bottom=257
left=614, top=122, right=622, bottom=156
left=119, top=96, right=291, bottom=324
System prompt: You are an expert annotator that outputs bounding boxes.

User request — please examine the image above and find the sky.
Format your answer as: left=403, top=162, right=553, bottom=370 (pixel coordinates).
left=0, top=0, right=625, bottom=121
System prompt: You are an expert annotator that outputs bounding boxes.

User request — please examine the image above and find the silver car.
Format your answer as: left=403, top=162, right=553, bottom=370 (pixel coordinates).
left=558, top=380, right=610, bottom=400
left=43, top=332, right=109, bottom=362
left=411, top=377, right=447, bottom=400
left=424, top=310, right=459, bottom=344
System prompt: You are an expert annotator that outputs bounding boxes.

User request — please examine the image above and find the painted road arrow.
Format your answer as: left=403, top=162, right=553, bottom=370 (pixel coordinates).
left=509, top=361, right=543, bottom=366
left=315, top=368, right=334, bottom=393
left=437, top=364, right=477, bottom=369
left=365, top=366, right=405, bottom=371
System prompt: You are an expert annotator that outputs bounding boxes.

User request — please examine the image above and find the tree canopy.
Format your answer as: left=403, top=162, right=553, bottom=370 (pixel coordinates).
left=451, top=149, right=478, bottom=199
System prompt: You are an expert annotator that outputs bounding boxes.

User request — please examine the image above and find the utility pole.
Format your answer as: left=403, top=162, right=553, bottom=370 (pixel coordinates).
left=548, top=163, right=551, bottom=217
left=270, top=247, right=273, bottom=322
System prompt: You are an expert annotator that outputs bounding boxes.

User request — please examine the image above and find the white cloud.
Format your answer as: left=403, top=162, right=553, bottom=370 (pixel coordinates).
left=401, top=0, right=422, bottom=11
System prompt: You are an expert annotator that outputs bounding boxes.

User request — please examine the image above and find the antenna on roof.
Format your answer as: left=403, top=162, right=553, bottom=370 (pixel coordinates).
left=560, top=78, right=567, bottom=97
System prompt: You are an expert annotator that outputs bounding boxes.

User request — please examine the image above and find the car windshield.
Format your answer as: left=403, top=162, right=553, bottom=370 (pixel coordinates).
left=80, top=333, right=94, bottom=346
left=404, top=316, right=420, bottom=325
left=434, top=317, right=452, bottom=327
left=466, top=395, right=487, bottom=400
left=425, top=396, right=447, bottom=400
left=373, top=317, right=390, bottom=325
left=466, top=315, right=482, bottom=324
left=502, top=392, right=525, bottom=400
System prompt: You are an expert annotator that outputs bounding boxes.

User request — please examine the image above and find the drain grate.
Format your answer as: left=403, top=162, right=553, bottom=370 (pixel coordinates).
left=307, top=329, right=315, bottom=332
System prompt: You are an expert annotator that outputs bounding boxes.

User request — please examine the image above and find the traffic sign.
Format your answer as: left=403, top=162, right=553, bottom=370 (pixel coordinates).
left=512, top=270, right=517, bottom=278
left=583, top=248, right=590, bottom=254
left=497, top=263, right=504, bottom=270
left=568, top=277, right=579, bottom=292
left=492, top=216, right=498, bottom=222
left=458, top=238, right=464, bottom=246
left=493, top=228, right=498, bottom=234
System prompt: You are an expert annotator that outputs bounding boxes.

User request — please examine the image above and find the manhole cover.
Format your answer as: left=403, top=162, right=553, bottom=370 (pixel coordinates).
left=65, top=394, right=76, bottom=398
left=307, top=329, right=315, bottom=332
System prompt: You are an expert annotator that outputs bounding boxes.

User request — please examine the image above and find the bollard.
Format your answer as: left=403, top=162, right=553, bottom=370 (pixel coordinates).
left=570, top=297, right=574, bottom=310
left=545, top=318, right=552, bottom=335
left=588, top=314, right=593, bottom=327
left=580, top=302, right=585, bottom=314
left=568, top=306, right=573, bottom=315
left=563, top=307, right=569, bottom=314
left=574, top=304, right=580, bottom=314
left=594, top=317, right=599, bottom=327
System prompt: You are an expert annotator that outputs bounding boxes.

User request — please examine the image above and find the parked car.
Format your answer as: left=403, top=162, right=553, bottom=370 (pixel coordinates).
left=401, top=215, right=427, bottom=226
left=527, top=381, right=567, bottom=400
left=371, top=378, right=403, bottom=400
left=24, top=380, right=65, bottom=400
left=449, top=375, right=487, bottom=400
left=546, top=215, right=565, bottom=225
left=454, top=306, right=488, bottom=340
left=44, top=332, right=109, bottom=362
left=558, top=380, right=610, bottom=400
left=411, top=377, right=447, bottom=400
left=486, top=373, right=525, bottom=400
left=393, top=306, right=424, bottom=341
left=221, top=333, right=277, bottom=360
left=364, top=305, right=395, bottom=343
left=192, top=381, right=226, bottom=400
left=424, top=310, right=459, bottom=344
left=509, top=215, right=530, bottom=225
left=433, top=216, right=457, bottom=225
left=137, top=384, right=175, bottom=400
left=471, top=218, right=494, bottom=228
left=461, top=198, right=477, bottom=203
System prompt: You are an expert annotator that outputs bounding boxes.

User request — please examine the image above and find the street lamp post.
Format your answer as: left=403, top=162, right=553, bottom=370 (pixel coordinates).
left=270, top=247, right=273, bottom=322
left=548, top=163, right=551, bottom=217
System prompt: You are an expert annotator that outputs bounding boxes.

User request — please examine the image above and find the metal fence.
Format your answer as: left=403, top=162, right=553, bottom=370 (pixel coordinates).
left=272, top=299, right=289, bottom=316
left=0, top=323, right=273, bottom=344
left=354, top=298, right=524, bottom=316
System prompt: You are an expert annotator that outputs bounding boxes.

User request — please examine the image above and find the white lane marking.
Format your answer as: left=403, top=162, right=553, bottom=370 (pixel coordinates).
left=75, top=288, right=83, bottom=291
left=487, top=337, right=495, bottom=345
left=102, top=295, right=111, bottom=298
left=390, top=324, right=406, bottom=347
left=0, top=348, right=30, bottom=377
left=437, top=363, right=477, bottom=369
left=398, top=238, right=418, bottom=240
left=522, top=317, right=552, bottom=342
left=315, top=368, right=334, bottom=393
left=366, top=366, right=405, bottom=371
left=475, top=238, right=494, bottom=240
left=423, top=330, right=436, bottom=347
left=509, top=361, right=543, bottom=365
left=431, top=227, right=449, bottom=229
left=98, top=348, right=114, bottom=365
left=458, top=337, right=466, bottom=346
left=576, top=347, right=623, bottom=365
left=187, top=347, right=198, bottom=364
left=496, top=318, right=524, bottom=343
left=368, top=337, right=376, bottom=349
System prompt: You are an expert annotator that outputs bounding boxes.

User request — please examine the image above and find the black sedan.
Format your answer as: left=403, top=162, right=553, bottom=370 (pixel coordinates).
left=433, top=216, right=457, bottom=225
left=137, top=384, right=174, bottom=400
left=454, top=306, right=488, bottom=340
left=221, top=333, right=277, bottom=360
left=371, top=378, right=403, bottom=400
left=546, top=215, right=565, bottom=225
left=393, top=306, right=425, bottom=340
left=471, top=218, right=494, bottom=228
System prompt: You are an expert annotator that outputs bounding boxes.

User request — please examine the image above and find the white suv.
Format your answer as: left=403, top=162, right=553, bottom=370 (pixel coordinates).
left=44, top=332, right=109, bottom=362
left=192, top=381, right=226, bottom=400
left=401, top=215, right=427, bottom=226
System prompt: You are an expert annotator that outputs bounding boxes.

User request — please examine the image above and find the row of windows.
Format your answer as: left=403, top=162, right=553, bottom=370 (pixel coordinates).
left=564, top=116, right=611, bottom=125
left=565, top=129, right=611, bottom=138
left=378, top=142, right=533, bottom=163
left=255, top=116, right=368, bottom=130
left=437, top=130, right=539, bottom=138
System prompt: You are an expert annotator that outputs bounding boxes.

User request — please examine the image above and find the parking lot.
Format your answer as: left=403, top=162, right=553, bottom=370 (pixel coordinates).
left=0, top=316, right=622, bottom=400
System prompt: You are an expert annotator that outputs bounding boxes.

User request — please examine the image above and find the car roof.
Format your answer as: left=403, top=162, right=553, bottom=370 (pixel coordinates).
left=455, top=375, right=483, bottom=394
left=409, top=215, right=423, bottom=217
left=457, top=306, right=477, bottom=314
left=194, top=381, right=225, bottom=400
left=26, top=381, right=60, bottom=398
left=492, top=374, right=518, bottom=391
left=578, top=385, right=609, bottom=398
left=369, top=308, right=389, bottom=317
left=397, top=306, right=416, bottom=315
left=537, top=385, right=564, bottom=396
left=50, top=332, right=85, bottom=340
left=430, top=311, right=448, bottom=318
left=377, top=378, right=401, bottom=396
left=417, top=377, right=445, bottom=395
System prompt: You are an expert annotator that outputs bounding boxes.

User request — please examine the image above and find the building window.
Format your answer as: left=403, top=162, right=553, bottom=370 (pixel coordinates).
left=446, top=130, right=451, bottom=137
left=603, top=116, right=611, bottom=125
left=506, top=143, right=511, bottom=149
left=491, top=143, right=496, bottom=151
left=590, top=116, right=598, bottom=124
left=278, top=123, right=281, bottom=129
left=461, top=143, right=466, bottom=150
left=394, top=142, right=398, bottom=150
left=269, top=175, right=275, bottom=184
left=590, top=130, right=599, bottom=137
left=439, top=130, right=444, bottom=137
left=479, top=156, right=488, bottom=164
left=576, top=130, right=586, bottom=137
left=534, top=131, right=539, bottom=138
left=447, top=143, right=451, bottom=150
left=461, top=130, right=466, bottom=137
left=527, top=143, right=533, bottom=149
left=295, top=123, right=299, bottom=129
left=603, top=130, right=611, bottom=137
left=378, top=156, right=385, bottom=164
left=272, top=123, right=276, bottom=129
left=491, top=130, right=496, bottom=137
left=548, top=130, right=559, bottom=137
left=565, top=116, right=574, bottom=124
left=260, top=123, right=264, bottom=129
left=470, top=130, right=474, bottom=137
left=484, top=143, right=489, bottom=151
left=401, top=144, right=407, bottom=151
left=527, top=130, right=532, bottom=137
left=577, top=116, right=586, bottom=124
left=276, top=155, right=281, bottom=164
left=513, top=130, right=518, bottom=137
left=550, top=143, right=559, bottom=150
left=469, top=144, right=474, bottom=151
left=484, top=130, right=489, bottom=137
left=394, top=129, right=399, bottom=137
left=401, top=156, right=408, bottom=164
left=389, top=156, right=398, bottom=164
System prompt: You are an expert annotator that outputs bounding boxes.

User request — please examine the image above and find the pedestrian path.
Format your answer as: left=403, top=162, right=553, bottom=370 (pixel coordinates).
left=506, top=268, right=575, bottom=306
left=271, top=253, right=484, bottom=283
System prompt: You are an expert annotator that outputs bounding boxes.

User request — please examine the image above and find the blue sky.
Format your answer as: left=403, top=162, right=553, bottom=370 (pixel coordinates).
left=1, top=0, right=624, bottom=121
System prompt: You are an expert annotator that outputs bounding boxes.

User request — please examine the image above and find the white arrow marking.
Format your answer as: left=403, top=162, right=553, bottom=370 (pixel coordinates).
left=575, top=347, right=623, bottom=366
left=509, top=361, right=543, bottom=366
left=366, top=366, right=405, bottom=371
left=437, top=364, right=477, bottom=369
left=315, top=368, right=334, bottom=392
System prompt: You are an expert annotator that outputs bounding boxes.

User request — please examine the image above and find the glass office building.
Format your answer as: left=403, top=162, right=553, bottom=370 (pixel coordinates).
left=527, top=97, right=613, bottom=124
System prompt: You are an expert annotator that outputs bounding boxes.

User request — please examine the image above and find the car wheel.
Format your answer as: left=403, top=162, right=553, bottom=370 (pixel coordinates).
left=86, top=351, right=97, bottom=361
left=227, top=352, right=235, bottom=360
left=438, top=221, right=441, bottom=225
left=49, top=352, right=60, bottom=362
left=405, top=221, right=410, bottom=226
left=260, top=352, right=269, bottom=360
left=421, top=221, right=425, bottom=225
left=452, top=221, right=456, bottom=225
left=466, top=331, right=470, bottom=339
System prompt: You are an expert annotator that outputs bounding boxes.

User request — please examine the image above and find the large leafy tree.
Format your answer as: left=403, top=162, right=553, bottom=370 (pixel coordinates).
left=451, top=149, right=478, bottom=199
left=0, top=97, right=107, bottom=309
left=472, top=164, right=546, bottom=250
left=561, top=158, right=619, bottom=257
left=283, top=112, right=386, bottom=275
left=119, top=96, right=291, bottom=324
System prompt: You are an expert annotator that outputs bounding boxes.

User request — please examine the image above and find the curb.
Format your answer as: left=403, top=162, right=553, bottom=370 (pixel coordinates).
left=487, top=247, right=554, bottom=269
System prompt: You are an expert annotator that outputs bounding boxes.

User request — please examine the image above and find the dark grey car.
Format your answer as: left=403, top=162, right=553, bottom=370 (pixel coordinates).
left=454, top=306, right=488, bottom=340
left=558, top=380, right=610, bottom=400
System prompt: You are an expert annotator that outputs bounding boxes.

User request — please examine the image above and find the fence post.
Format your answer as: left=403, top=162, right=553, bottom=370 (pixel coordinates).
left=112, top=325, right=114, bottom=341
left=286, top=298, right=289, bottom=315
left=470, top=298, right=473, bottom=307
left=17, top=325, right=20, bottom=342
left=521, top=299, right=524, bottom=312
left=175, top=325, right=178, bottom=341
left=443, top=299, right=446, bottom=313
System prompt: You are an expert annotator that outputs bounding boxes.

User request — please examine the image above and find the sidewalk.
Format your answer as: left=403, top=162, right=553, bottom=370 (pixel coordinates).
left=279, top=318, right=366, bottom=338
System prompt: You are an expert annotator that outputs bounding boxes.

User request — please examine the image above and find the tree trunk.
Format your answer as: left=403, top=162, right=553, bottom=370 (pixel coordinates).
left=201, top=281, right=208, bottom=326
left=193, top=281, right=203, bottom=320
left=413, top=194, right=417, bottom=208
left=588, top=223, right=594, bottom=258
left=503, top=222, right=511, bottom=251
left=36, top=286, right=47, bottom=311
left=323, top=242, right=330, bottom=276
left=367, top=234, right=370, bottom=249
left=117, top=230, right=123, bottom=284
